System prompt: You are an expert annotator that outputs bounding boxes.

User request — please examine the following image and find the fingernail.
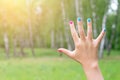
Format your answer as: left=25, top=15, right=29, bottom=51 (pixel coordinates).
left=69, top=21, right=73, bottom=24
left=58, top=49, right=62, bottom=53
left=87, top=18, right=91, bottom=23
left=77, top=17, right=81, bottom=22
left=103, top=27, right=106, bottom=32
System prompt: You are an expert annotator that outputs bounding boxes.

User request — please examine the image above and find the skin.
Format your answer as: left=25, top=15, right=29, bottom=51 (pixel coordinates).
left=58, top=18, right=105, bottom=80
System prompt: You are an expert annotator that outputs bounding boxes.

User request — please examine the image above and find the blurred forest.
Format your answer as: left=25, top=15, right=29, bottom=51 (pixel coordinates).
left=0, top=0, right=120, bottom=58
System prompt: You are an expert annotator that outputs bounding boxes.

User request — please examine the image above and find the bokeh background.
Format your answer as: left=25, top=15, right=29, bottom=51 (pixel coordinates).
left=0, top=0, right=120, bottom=80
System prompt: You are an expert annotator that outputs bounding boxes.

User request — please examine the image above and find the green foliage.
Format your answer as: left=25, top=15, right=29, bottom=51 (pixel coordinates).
left=115, top=0, right=120, bottom=49
left=0, top=49, right=119, bottom=80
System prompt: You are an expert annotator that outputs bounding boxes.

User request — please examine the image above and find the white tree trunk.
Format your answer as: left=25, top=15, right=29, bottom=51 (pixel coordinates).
left=13, top=36, right=17, bottom=57
left=51, top=30, right=55, bottom=48
left=75, top=0, right=80, bottom=17
left=4, top=33, right=9, bottom=58
left=59, top=32, right=64, bottom=48
left=75, top=0, right=80, bottom=34
left=19, top=37, right=25, bottom=56
left=61, top=0, right=72, bottom=50
left=2, top=12, right=10, bottom=58
left=99, top=12, right=107, bottom=59
left=75, top=0, right=83, bottom=18
left=26, top=1, right=35, bottom=56
left=90, top=0, right=98, bottom=38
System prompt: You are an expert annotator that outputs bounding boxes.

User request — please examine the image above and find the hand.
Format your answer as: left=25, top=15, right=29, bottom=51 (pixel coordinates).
left=58, top=18, right=105, bottom=80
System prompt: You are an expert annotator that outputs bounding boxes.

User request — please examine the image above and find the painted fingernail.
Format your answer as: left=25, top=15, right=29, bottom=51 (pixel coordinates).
left=69, top=21, right=73, bottom=24
left=77, top=17, right=81, bottom=22
left=87, top=18, right=91, bottom=23
left=103, top=27, right=106, bottom=32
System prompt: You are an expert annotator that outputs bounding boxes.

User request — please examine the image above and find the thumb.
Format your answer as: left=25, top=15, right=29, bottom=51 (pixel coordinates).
left=57, top=48, right=73, bottom=58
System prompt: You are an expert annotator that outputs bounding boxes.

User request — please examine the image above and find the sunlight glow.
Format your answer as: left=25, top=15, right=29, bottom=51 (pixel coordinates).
left=111, top=0, right=118, bottom=11
left=111, top=3, right=118, bottom=11
left=0, top=0, right=42, bottom=26
left=35, top=6, right=42, bottom=15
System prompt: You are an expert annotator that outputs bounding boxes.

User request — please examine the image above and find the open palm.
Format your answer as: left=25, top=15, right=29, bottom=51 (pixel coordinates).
left=58, top=18, right=106, bottom=67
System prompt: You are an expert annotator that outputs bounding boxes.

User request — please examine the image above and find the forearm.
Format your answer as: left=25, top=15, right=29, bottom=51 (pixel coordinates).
left=82, top=63, right=104, bottom=80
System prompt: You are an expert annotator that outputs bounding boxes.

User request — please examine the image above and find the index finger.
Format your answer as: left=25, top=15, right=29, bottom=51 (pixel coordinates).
left=69, top=21, right=79, bottom=45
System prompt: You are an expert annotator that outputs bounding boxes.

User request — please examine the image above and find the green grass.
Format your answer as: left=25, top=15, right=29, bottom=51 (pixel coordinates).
left=0, top=48, right=120, bottom=80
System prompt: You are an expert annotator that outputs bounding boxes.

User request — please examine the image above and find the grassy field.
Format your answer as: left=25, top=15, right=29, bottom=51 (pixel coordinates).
left=0, top=48, right=120, bottom=80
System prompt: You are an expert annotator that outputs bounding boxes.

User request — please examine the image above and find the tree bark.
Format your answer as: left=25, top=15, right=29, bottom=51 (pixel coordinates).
left=61, top=0, right=72, bottom=50
left=4, top=33, right=9, bottom=58
left=13, top=35, right=17, bottom=57
left=51, top=30, right=55, bottom=48
left=59, top=32, right=64, bottom=48
left=19, top=38, right=25, bottom=57
left=90, top=0, right=98, bottom=38
left=75, top=0, right=80, bottom=17
left=26, top=0, right=35, bottom=56
left=99, top=12, right=107, bottom=59
left=2, top=12, right=10, bottom=58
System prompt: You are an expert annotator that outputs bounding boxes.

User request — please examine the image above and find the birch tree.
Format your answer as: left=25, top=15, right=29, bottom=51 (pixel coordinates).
left=61, top=0, right=72, bottom=50
left=90, top=0, right=98, bottom=38
left=1, top=10, right=10, bottom=58
left=99, top=12, right=108, bottom=59
left=26, top=0, right=35, bottom=56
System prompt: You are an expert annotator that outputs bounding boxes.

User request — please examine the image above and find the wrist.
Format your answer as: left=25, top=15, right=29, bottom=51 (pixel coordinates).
left=82, top=62, right=104, bottom=80
left=82, top=61, right=99, bottom=70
